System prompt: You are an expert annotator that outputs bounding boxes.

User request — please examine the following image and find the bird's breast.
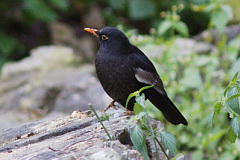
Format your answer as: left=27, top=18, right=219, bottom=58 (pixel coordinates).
left=95, top=53, right=141, bottom=103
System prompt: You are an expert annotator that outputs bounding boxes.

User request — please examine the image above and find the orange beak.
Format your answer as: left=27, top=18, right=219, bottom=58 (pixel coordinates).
left=84, top=28, right=99, bottom=37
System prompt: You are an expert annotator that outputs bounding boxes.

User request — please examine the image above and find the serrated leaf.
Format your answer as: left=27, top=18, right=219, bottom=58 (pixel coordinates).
left=158, top=20, right=172, bottom=36
left=227, top=94, right=240, bottom=103
left=130, top=125, right=144, bottom=147
left=226, top=87, right=240, bottom=115
left=160, top=131, right=177, bottom=155
left=230, top=117, right=240, bottom=136
left=227, top=127, right=237, bottom=143
left=173, top=21, right=189, bottom=37
left=130, top=125, right=150, bottom=160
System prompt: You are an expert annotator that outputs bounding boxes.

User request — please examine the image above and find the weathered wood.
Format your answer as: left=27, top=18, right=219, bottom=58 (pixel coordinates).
left=0, top=109, right=166, bottom=160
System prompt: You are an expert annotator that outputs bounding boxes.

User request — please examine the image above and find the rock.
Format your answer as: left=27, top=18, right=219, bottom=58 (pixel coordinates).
left=192, top=24, right=240, bottom=44
left=0, top=46, right=111, bottom=130
left=0, top=108, right=166, bottom=160
left=49, top=22, right=97, bottom=62
left=140, top=38, right=216, bottom=58
left=173, top=38, right=217, bottom=55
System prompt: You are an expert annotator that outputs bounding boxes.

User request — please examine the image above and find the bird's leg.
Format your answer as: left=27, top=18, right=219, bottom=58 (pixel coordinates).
left=124, top=110, right=135, bottom=115
left=102, top=100, right=116, bottom=112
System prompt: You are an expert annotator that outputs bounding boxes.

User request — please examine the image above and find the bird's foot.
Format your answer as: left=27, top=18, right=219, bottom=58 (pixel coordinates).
left=124, top=110, right=135, bottom=115
left=102, top=100, right=116, bottom=112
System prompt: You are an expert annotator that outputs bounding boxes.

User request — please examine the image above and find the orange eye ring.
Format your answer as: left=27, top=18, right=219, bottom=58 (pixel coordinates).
left=101, top=35, right=109, bottom=40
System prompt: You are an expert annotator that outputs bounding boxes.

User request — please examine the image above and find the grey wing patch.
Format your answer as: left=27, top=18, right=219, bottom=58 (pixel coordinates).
left=135, top=68, right=166, bottom=94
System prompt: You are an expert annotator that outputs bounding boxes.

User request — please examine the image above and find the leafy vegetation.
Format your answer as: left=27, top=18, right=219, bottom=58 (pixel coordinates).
left=211, top=72, right=240, bottom=144
left=126, top=86, right=178, bottom=160
left=125, top=30, right=240, bottom=159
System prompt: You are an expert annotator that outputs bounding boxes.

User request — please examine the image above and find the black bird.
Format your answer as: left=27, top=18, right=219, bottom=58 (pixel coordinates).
left=84, top=27, right=188, bottom=125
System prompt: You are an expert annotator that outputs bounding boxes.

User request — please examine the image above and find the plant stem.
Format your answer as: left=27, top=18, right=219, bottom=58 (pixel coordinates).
left=155, top=138, right=170, bottom=160
left=145, top=114, right=160, bottom=160
left=88, top=104, right=113, bottom=140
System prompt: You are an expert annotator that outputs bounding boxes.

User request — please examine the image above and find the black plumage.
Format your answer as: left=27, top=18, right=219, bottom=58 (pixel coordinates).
left=84, top=27, right=188, bottom=125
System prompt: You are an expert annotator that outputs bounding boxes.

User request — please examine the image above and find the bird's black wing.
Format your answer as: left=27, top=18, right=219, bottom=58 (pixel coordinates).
left=130, top=45, right=188, bottom=125
left=130, top=45, right=166, bottom=94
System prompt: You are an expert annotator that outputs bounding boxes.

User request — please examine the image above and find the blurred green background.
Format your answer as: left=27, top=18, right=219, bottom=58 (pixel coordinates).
left=0, top=0, right=239, bottom=159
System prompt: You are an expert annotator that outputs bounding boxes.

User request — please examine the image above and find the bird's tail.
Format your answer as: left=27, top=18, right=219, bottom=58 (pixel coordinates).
left=145, top=89, right=188, bottom=125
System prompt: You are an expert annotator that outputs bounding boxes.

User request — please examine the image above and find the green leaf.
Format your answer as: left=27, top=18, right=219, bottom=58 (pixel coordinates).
left=23, top=0, right=58, bottom=22
left=135, top=94, right=145, bottom=107
left=133, top=103, right=145, bottom=114
left=173, top=21, right=189, bottom=37
left=160, top=131, right=177, bottom=155
left=211, top=8, right=229, bottom=32
left=136, top=111, right=147, bottom=119
left=230, top=117, right=240, bottom=136
left=226, top=87, right=240, bottom=115
left=227, top=94, right=240, bottom=103
left=130, top=125, right=150, bottom=160
left=214, top=101, right=223, bottom=114
left=231, top=72, right=239, bottom=83
left=158, top=20, right=172, bottom=36
left=227, top=127, right=237, bottom=143
left=223, top=72, right=239, bottom=96
left=129, top=0, right=156, bottom=20
left=130, top=125, right=144, bottom=147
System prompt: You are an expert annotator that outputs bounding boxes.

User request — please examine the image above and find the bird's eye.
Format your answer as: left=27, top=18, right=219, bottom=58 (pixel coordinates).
left=101, top=35, right=108, bottom=40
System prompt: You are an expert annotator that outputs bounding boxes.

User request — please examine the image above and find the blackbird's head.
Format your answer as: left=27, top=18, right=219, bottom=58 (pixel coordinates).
left=84, top=27, right=132, bottom=53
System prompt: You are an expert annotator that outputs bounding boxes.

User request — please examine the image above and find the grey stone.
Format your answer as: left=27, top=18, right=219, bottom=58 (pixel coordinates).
left=0, top=108, right=163, bottom=160
left=0, top=46, right=111, bottom=130
left=140, top=38, right=216, bottom=59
